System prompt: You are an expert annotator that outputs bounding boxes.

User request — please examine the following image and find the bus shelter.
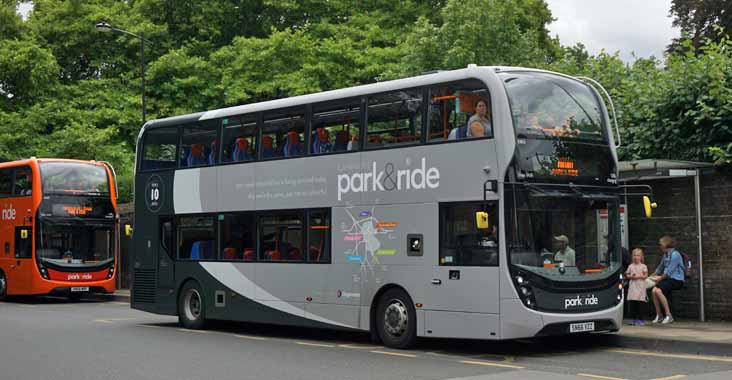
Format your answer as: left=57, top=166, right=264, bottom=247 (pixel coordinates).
left=619, top=159, right=715, bottom=321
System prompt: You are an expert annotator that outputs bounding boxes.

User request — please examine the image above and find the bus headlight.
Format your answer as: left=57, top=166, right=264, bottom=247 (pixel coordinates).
left=513, top=272, right=536, bottom=309
left=38, top=263, right=50, bottom=280
left=107, top=267, right=114, bottom=279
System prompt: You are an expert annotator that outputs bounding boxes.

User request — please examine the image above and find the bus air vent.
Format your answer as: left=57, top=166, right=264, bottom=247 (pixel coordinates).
left=132, top=269, right=156, bottom=303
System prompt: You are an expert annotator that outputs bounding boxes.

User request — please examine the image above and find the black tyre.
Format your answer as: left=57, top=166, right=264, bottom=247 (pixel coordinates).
left=375, top=288, right=417, bottom=349
left=178, top=281, right=206, bottom=329
left=0, top=271, right=7, bottom=301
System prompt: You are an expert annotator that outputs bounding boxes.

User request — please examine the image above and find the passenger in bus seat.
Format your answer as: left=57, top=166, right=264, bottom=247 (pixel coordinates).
left=233, top=138, right=253, bottom=161
left=261, top=136, right=277, bottom=158
left=312, top=127, right=333, bottom=154
left=334, top=130, right=349, bottom=151
left=553, top=235, right=576, bottom=266
left=466, top=98, right=492, bottom=138
left=283, top=131, right=303, bottom=157
left=347, top=135, right=358, bottom=151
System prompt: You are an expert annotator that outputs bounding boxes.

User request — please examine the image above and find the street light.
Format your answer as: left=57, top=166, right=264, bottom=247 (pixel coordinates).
left=96, top=21, right=150, bottom=124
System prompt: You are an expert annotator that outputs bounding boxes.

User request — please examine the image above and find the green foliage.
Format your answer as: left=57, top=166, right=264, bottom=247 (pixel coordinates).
left=7, top=0, right=732, bottom=202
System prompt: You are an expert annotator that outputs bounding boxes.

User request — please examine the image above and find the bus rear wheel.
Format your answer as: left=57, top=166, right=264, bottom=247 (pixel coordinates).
left=376, top=288, right=417, bottom=349
left=178, top=281, right=206, bottom=329
left=0, top=271, right=7, bottom=301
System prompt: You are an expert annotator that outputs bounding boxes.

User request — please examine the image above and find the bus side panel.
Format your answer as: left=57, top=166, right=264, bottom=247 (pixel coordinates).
left=189, top=261, right=361, bottom=330
left=132, top=170, right=176, bottom=315
left=331, top=203, right=437, bottom=332
left=1, top=197, right=35, bottom=295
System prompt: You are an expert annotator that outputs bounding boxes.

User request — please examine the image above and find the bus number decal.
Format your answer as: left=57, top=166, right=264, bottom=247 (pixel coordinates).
left=145, top=175, right=164, bottom=212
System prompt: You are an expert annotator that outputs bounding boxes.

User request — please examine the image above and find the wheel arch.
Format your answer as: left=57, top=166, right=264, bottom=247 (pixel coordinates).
left=369, top=283, right=414, bottom=340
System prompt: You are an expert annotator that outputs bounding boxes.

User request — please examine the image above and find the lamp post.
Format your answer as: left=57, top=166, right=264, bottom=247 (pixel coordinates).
left=95, top=21, right=150, bottom=124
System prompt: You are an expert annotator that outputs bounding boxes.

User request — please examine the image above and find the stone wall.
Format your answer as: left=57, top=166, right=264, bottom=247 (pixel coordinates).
left=626, top=171, right=732, bottom=320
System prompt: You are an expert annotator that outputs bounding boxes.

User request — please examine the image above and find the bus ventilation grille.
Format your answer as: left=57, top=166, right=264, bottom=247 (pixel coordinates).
left=133, top=269, right=156, bottom=303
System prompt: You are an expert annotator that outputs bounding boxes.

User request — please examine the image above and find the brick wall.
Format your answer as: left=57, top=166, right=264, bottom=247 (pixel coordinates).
left=626, top=171, right=732, bottom=321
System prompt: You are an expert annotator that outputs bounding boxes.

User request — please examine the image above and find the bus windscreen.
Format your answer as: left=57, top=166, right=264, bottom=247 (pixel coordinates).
left=40, top=162, right=110, bottom=195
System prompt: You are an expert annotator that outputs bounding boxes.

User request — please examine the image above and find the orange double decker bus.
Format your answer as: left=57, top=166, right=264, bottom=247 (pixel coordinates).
left=0, top=158, right=118, bottom=300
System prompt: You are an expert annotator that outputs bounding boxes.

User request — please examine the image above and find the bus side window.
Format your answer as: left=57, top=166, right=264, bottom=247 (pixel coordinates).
left=220, top=213, right=256, bottom=261
left=439, top=202, right=498, bottom=267
left=427, top=79, right=490, bottom=143
left=261, top=108, right=305, bottom=159
left=259, top=213, right=304, bottom=262
left=13, top=166, right=33, bottom=196
left=177, top=216, right=216, bottom=260
left=366, top=89, right=423, bottom=148
left=308, top=210, right=330, bottom=263
left=180, top=123, right=218, bottom=168
left=312, top=98, right=361, bottom=154
left=0, top=168, right=13, bottom=197
left=222, top=115, right=257, bottom=163
left=141, top=127, right=178, bottom=171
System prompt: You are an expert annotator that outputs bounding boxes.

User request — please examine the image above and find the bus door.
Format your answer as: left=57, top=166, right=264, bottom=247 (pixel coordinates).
left=425, top=202, right=500, bottom=337
left=7, top=226, right=34, bottom=294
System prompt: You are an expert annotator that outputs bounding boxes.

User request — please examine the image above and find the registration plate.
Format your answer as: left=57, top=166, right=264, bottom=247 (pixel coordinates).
left=569, top=322, right=595, bottom=333
left=70, top=287, right=89, bottom=292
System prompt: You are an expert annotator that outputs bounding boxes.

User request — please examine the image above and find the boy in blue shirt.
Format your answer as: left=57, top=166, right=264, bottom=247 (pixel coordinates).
left=651, top=235, right=685, bottom=324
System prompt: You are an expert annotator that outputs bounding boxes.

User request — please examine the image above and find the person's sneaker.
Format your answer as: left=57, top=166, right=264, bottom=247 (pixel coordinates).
left=662, top=315, right=674, bottom=324
left=635, top=320, right=646, bottom=326
left=652, top=315, right=663, bottom=324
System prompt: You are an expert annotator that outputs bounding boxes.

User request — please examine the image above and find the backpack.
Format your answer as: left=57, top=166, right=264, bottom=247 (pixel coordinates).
left=676, top=250, right=692, bottom=278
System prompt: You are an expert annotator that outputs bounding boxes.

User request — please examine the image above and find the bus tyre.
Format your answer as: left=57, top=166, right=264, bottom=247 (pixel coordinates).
left=376, top=288, right=417, bottom=349
left=0, top=271, right=7, bottom=301
left=178, top=281, right=206, bottom=329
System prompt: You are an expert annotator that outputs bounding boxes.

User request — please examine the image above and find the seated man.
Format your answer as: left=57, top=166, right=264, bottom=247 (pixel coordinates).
left=312, top=128, right=333, bottom=154
left=553, top=235, right=576, bottom=266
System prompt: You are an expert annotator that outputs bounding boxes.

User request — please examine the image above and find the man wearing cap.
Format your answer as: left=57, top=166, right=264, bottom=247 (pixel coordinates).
left=554, top=235, right=576, bottom=266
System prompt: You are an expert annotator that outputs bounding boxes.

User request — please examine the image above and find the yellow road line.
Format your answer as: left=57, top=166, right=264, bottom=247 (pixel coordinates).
left=109, top=302, right=129, bottom=305
left=370, top=350, right=417, bottom=358
left=650, top=375, right=687, bottom=380
left=296, top=341, right=336, bottom=348
left=606, top=349, right=732, bottom=363
left=137, top=324, right=162, bottom=329
left=234, top=334, right=268, bottom=341
left=338, top=344, right=382, bottom=349
left=94, top=319, right=114, bottom=324
left=577, top=373, right=627, bottom=380
left=459, top=360, right=525, bottom=369
left=177, top=328, right=210, bottom=334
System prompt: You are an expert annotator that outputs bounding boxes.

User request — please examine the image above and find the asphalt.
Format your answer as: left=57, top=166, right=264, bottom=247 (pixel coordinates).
left=95, top=289, right=732, bottom=357
left=1, top=296, right=732, bottom=380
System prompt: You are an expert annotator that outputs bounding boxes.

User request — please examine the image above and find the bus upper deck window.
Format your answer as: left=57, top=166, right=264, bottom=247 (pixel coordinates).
left=427, top=79, right=491, bottom=143
left=223, top=115, right=257, bottom=163
left=367, top=89, right=423, bottom=148
left=141, top=127, right=178, bottom=171
left=312, top=98, right=361, bottom=154
left=261, top=107, right=305, bottom=159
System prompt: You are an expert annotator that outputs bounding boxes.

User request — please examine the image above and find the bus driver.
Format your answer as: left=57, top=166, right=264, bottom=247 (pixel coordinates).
left=554, top=235, right=576, bottom=266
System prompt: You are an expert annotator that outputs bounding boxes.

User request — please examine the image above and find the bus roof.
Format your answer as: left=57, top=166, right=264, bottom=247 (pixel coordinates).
left=0, top=158, right=110, bottom=169
left=138, top=65, right=582, bottom=137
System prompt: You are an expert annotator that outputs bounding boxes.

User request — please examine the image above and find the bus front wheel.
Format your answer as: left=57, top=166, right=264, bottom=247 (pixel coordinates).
left=178, top=281, right=206, bottom=329
left=376, top=288, right=417, bottom=349
left=0, top=271, right=7, bottom=301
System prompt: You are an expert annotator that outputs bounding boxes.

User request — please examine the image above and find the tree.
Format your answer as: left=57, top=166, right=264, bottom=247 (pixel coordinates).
left=668, top=0, right=732, bottom=52
left=398, top=0, right=559, bottom=76
left=0, top=38, right=59, bottom=111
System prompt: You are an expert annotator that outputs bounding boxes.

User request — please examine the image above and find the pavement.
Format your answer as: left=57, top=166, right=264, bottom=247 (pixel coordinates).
left=95, top=289, right=732, bottom=356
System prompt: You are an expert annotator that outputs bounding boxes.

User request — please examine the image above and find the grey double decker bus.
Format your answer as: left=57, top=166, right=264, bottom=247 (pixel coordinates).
left=131, top=65, right=628, bottom=348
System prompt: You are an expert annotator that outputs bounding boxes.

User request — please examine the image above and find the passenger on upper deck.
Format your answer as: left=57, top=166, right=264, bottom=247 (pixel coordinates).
left=448, top=98, right=492, bottom=140
left=554, top=116, right=581, bottom=137
left=312, top=127, right=332, bottom=154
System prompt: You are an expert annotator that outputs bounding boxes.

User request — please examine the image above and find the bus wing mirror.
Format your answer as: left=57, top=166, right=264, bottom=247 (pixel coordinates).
left=643, top=196, right=658, bottom=218
left=475, top=211, right=490, bottom=229
left=125, top=224, right=133, bottom=237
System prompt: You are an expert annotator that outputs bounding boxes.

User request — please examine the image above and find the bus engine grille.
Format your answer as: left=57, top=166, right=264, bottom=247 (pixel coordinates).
left=132, top=269, right=156, bottom=303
